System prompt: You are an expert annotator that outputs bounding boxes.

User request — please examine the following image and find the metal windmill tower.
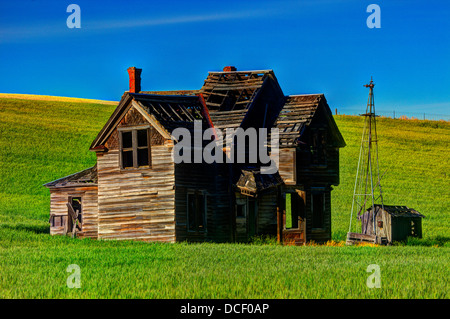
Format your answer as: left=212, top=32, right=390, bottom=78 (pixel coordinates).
left=348, top=77, right=384, bottom=236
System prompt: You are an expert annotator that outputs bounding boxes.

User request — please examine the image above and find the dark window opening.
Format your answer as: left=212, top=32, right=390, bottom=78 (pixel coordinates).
left=236, top=204, right=246, bottom=218
left=312, top=193, right=325, bottom=229
left=310, top=129, right=327, bottom=165
left=120, top=128, right=151, bottom=169
left=122, top=150, right=134, bottom=168
left=137, top=129, right=148, bottom=147
left=187, top=191, right=207, bottom=232
left=122, top=131, right=133, bottom=148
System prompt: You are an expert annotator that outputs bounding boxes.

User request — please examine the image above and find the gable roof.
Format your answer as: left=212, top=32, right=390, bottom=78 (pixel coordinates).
left=275, top=94, right=346, bottom=148
left=90, top=93, right=211, bottom=150
left=131, top=93, right=210, bottom=133
left=44, top=166, right=97, bottom=188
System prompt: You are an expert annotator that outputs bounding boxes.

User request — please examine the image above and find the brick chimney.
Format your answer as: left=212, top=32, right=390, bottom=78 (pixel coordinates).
left=127, top=67, right=142, bottom=93
left=223, top=66, right=237, bottom=72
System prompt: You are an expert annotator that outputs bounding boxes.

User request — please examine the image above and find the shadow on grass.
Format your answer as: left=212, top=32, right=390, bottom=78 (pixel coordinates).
left=395, top=236, right=450, bottom=247
left=0, top=223, right=50, bottom=234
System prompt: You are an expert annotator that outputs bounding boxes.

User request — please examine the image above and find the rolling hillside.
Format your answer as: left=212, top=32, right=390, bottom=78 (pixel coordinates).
left=0, top=95, right=448, bottom=298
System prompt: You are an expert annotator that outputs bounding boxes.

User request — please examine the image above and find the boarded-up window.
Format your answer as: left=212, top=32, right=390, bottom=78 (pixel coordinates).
left=119, top=128, right=151, bottom=169
left=50, top=215, right=64, bottom=227
left=187, top=191, right=207, bottom=232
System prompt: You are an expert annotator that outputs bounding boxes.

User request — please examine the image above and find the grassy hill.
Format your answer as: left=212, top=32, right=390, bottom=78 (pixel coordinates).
left=0, top=96, right=448, bottom=298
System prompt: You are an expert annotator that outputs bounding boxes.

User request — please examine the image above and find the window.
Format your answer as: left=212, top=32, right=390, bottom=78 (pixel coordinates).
left=187, top=191, right=207, bottom=232
left=311, top=129, right=327, bottom=165
left=119, top=127, right=151, bottom=169
left=312, top=193, right=325, bottom=229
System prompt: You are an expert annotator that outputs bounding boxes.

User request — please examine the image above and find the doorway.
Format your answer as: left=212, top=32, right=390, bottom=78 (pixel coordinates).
left=279, top=190, right=306, bottom=245
left=68, top=196, right=82, bottom=232
left=235, top=196, right=257, bottom=241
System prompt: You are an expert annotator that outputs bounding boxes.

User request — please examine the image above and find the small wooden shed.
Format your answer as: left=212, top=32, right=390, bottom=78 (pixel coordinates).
left=358, top=204, right=425, bottom=244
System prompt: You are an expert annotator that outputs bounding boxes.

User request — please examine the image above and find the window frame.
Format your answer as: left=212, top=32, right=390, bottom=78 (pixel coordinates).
left=118, top=126, right=151, bottom=170
left=310, top=128, right=327, bottom=167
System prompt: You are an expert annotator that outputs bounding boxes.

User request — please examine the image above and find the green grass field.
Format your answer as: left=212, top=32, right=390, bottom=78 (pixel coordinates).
left=0, top=97, right=449, bottom=298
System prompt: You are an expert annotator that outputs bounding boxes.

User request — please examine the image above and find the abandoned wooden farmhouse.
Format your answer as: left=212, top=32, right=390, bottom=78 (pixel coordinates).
left=45, top=66, right=346, bottom=244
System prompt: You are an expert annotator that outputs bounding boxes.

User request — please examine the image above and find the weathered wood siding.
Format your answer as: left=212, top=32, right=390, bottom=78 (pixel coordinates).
left=96, top=105, right=175, bottom=242
left=278, top=148, right=296, bottom=185
left=256, top=190, right=278, bottom=235
left=49, top=186, right=98, bottom=238
left=175, top=162, right=232, bottom=243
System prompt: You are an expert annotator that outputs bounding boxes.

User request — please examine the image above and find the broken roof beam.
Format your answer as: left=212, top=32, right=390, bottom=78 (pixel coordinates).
left=161, top=102, right=186, bottom=122
left=131, top=100, right=172, bottom=139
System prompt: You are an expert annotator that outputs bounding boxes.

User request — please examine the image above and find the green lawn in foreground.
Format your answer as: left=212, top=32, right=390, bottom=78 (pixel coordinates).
left=0, top=97, right=449, bottom=298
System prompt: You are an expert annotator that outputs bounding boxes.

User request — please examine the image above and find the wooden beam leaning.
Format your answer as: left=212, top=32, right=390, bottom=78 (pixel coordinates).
left=66, top=202, right=78, bottom=238
left=131, top=100, right=172, bottom=140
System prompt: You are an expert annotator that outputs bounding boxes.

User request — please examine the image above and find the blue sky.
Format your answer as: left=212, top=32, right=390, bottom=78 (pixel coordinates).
left=0, top=0, right=449, bottom=116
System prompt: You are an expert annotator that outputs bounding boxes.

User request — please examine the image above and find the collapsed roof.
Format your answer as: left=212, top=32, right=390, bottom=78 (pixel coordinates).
left=44, top=166, right=97, bottom=188
left=47, top=66, right=346, bottom=189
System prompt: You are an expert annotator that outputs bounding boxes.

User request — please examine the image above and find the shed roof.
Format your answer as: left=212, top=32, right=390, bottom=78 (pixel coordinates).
left=44, top=166, right=97, bottom=188
left=371, top=204, right=425, bottom=218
